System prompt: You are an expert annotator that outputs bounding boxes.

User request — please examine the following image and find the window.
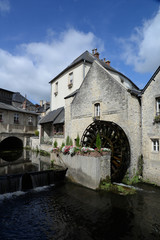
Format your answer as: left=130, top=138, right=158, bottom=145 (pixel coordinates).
left=156, top=98, right=160, bottom=115
left=28, top=116, right=33, bottom=125
left=152, top=139, right=159, bottom=152
left=14, top=113, right=19, bottom=124
left=0, top=113, right=3, bottom=122
left=68, top=72, right=73, bottom=88
left=53, top=124, right=64, bottom=137
left=54, top=82, right=58, bottom=96
left=94, top=103, right=100, bottom=117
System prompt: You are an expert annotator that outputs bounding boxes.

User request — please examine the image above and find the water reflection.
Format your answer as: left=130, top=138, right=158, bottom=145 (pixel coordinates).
left=0, top=149, right=51, bottom=176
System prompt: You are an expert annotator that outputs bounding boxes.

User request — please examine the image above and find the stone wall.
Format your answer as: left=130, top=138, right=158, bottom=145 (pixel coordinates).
left=65, top=61, right=141, bottom=178
left=142, top=69, right=160, bottom=185
left=51, top=152, right=111, bottom=189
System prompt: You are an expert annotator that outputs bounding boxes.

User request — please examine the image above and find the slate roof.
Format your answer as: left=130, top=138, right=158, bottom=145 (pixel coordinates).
left=64, top=89, right=79, bottom=99
left=12, top=92, right=35, bottom=106
left=49, top=50, right=139, bottom=90
left=39, top=107, right=64, bottom=124
left=0, top=102, right=38, bottom=114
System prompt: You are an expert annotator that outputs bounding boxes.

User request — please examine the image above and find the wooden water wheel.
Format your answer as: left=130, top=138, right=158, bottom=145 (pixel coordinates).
left=81, top=121, right=130, bottom=182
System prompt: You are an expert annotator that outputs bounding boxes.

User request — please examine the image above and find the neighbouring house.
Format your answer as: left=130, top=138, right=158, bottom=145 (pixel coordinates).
left=12, top=92, right=36, bottom=111
left=39, top=49, right=160, bottom=184
left=0, top=88, right=38, bottom=147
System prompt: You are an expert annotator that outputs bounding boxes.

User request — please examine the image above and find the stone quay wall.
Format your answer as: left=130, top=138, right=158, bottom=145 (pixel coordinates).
left=51, top=152, right=111, bottom=190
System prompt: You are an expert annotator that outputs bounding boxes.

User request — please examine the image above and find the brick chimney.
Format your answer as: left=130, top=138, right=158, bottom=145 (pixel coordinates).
left=93, top=48, right=99, bottom=59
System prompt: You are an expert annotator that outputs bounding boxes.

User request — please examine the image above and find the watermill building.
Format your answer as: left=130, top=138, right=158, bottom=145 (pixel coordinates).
left=39, top=49, right=160, bottom=184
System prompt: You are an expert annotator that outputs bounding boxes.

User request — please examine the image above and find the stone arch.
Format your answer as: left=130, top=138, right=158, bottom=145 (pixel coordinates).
left=0, top=136, right=23, bottom=150
left=81, top=120, right=130, bottom=182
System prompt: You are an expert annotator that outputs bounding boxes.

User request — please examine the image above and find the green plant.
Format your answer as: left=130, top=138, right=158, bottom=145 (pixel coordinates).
left=69, top=138, right=73, bottom=146
left=66, top=136, right=73, bottom=146
left=50, top=159, right=54, bottom=168
left=35, top=130, right=39, bottom=137
left=66, top=136, right=70, bottom=146
left=154, top=115, right=160, bottom=123
left=53, top=140, right=58, bottom=148
left=76, top=134, right=80, bottom=147
left=96, top=133, right=101, bottom=150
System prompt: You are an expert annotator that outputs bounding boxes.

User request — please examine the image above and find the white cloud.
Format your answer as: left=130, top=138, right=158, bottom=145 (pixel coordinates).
left=119, top=7, right=160, bottom=73
left=0, top=0, right=10, bottom=14
left=0, top=28, right=103, bottom=103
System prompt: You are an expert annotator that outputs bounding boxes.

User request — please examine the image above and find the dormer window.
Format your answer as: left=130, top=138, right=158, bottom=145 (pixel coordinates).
left=54, top=82, right=58, bottom=96
left=28, top=116, right=33, bottom=125
left=68, top=72, right=73, bottom=88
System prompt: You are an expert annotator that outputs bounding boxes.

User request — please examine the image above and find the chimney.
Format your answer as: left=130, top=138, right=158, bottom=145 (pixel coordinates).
left=23, top=94, right=27, bottom=110
left=40, top=100, right=43, bottom=106
left=94, top=48, right=99, bottom=59
left=105, top=60, right=111, bottom=66
left=92, top=49, right=95, bottom=55
left=103, top=58, right=106, bottom=62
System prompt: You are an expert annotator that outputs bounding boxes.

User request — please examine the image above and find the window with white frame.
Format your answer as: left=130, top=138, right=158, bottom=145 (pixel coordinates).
left=68, top=72, right=73, bottom=88
left=94, top=103, right=100, bottom=117
left=156, top=98, right=160, bottom=115
left=14, top=113, right=19, bottom=124
left=152, top=139, right=159, bottom=152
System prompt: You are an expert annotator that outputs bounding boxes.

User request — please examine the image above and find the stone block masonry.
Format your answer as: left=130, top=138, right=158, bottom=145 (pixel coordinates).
left=51, top=152, right=111, bottom=190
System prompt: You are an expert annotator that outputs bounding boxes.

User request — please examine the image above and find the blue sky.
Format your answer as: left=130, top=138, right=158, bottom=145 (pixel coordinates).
left=0, top=0, right=160, bottom=103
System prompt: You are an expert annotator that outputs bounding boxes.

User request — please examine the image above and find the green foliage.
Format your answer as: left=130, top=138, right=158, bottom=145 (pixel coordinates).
left=40, top=150, right=50, bottom=156
left=50, top=159, right=54, bottom=168
left=66, top=136, right=73, bottom=146
left=96, top=133, right=101, bottom=150
left=53, top=140, right=58, bottom=148
left=66, top=136, right=70, bottom=146
left=35, top=130, right=39, bottom=137
left=76, top=134, right=80, bottom=147
left=99, top=180, right=136, bottom=195
left=69, top=138, right=73, bottom=146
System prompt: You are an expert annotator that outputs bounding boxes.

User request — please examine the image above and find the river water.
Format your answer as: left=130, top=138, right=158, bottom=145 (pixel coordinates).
left=0, top=150, right=160, bottom=239
left=0, top=181, right=160, bottom=240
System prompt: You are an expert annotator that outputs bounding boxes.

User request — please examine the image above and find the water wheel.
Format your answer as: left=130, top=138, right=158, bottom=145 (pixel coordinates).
left=81, top=121, right=130, bottom=182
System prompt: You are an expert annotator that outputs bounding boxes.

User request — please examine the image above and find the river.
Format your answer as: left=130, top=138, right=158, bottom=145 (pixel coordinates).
left=0, top=150, right=160, bottom=239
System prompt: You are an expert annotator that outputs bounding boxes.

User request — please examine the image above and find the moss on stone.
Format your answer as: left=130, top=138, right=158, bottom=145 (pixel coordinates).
left=99, top=180, right=136, bottom=195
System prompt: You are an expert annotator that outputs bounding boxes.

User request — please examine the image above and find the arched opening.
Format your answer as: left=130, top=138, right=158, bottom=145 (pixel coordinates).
left=0, top=137, right=23, bottom=161
left=81, top=121, right=130, bottom=182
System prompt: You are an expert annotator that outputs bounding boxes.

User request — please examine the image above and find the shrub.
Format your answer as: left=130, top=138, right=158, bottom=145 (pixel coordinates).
left=76, top=134, right=80, bottom=147
left=35, top=130, right=39, bottom=137
left=53, top=140, right=58, bottom=148
left=66, top=136, right=73, bottom=146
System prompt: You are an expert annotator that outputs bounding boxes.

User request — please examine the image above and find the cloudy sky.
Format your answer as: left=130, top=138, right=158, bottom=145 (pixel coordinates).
left=0, top=0, right=160, bottom=103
